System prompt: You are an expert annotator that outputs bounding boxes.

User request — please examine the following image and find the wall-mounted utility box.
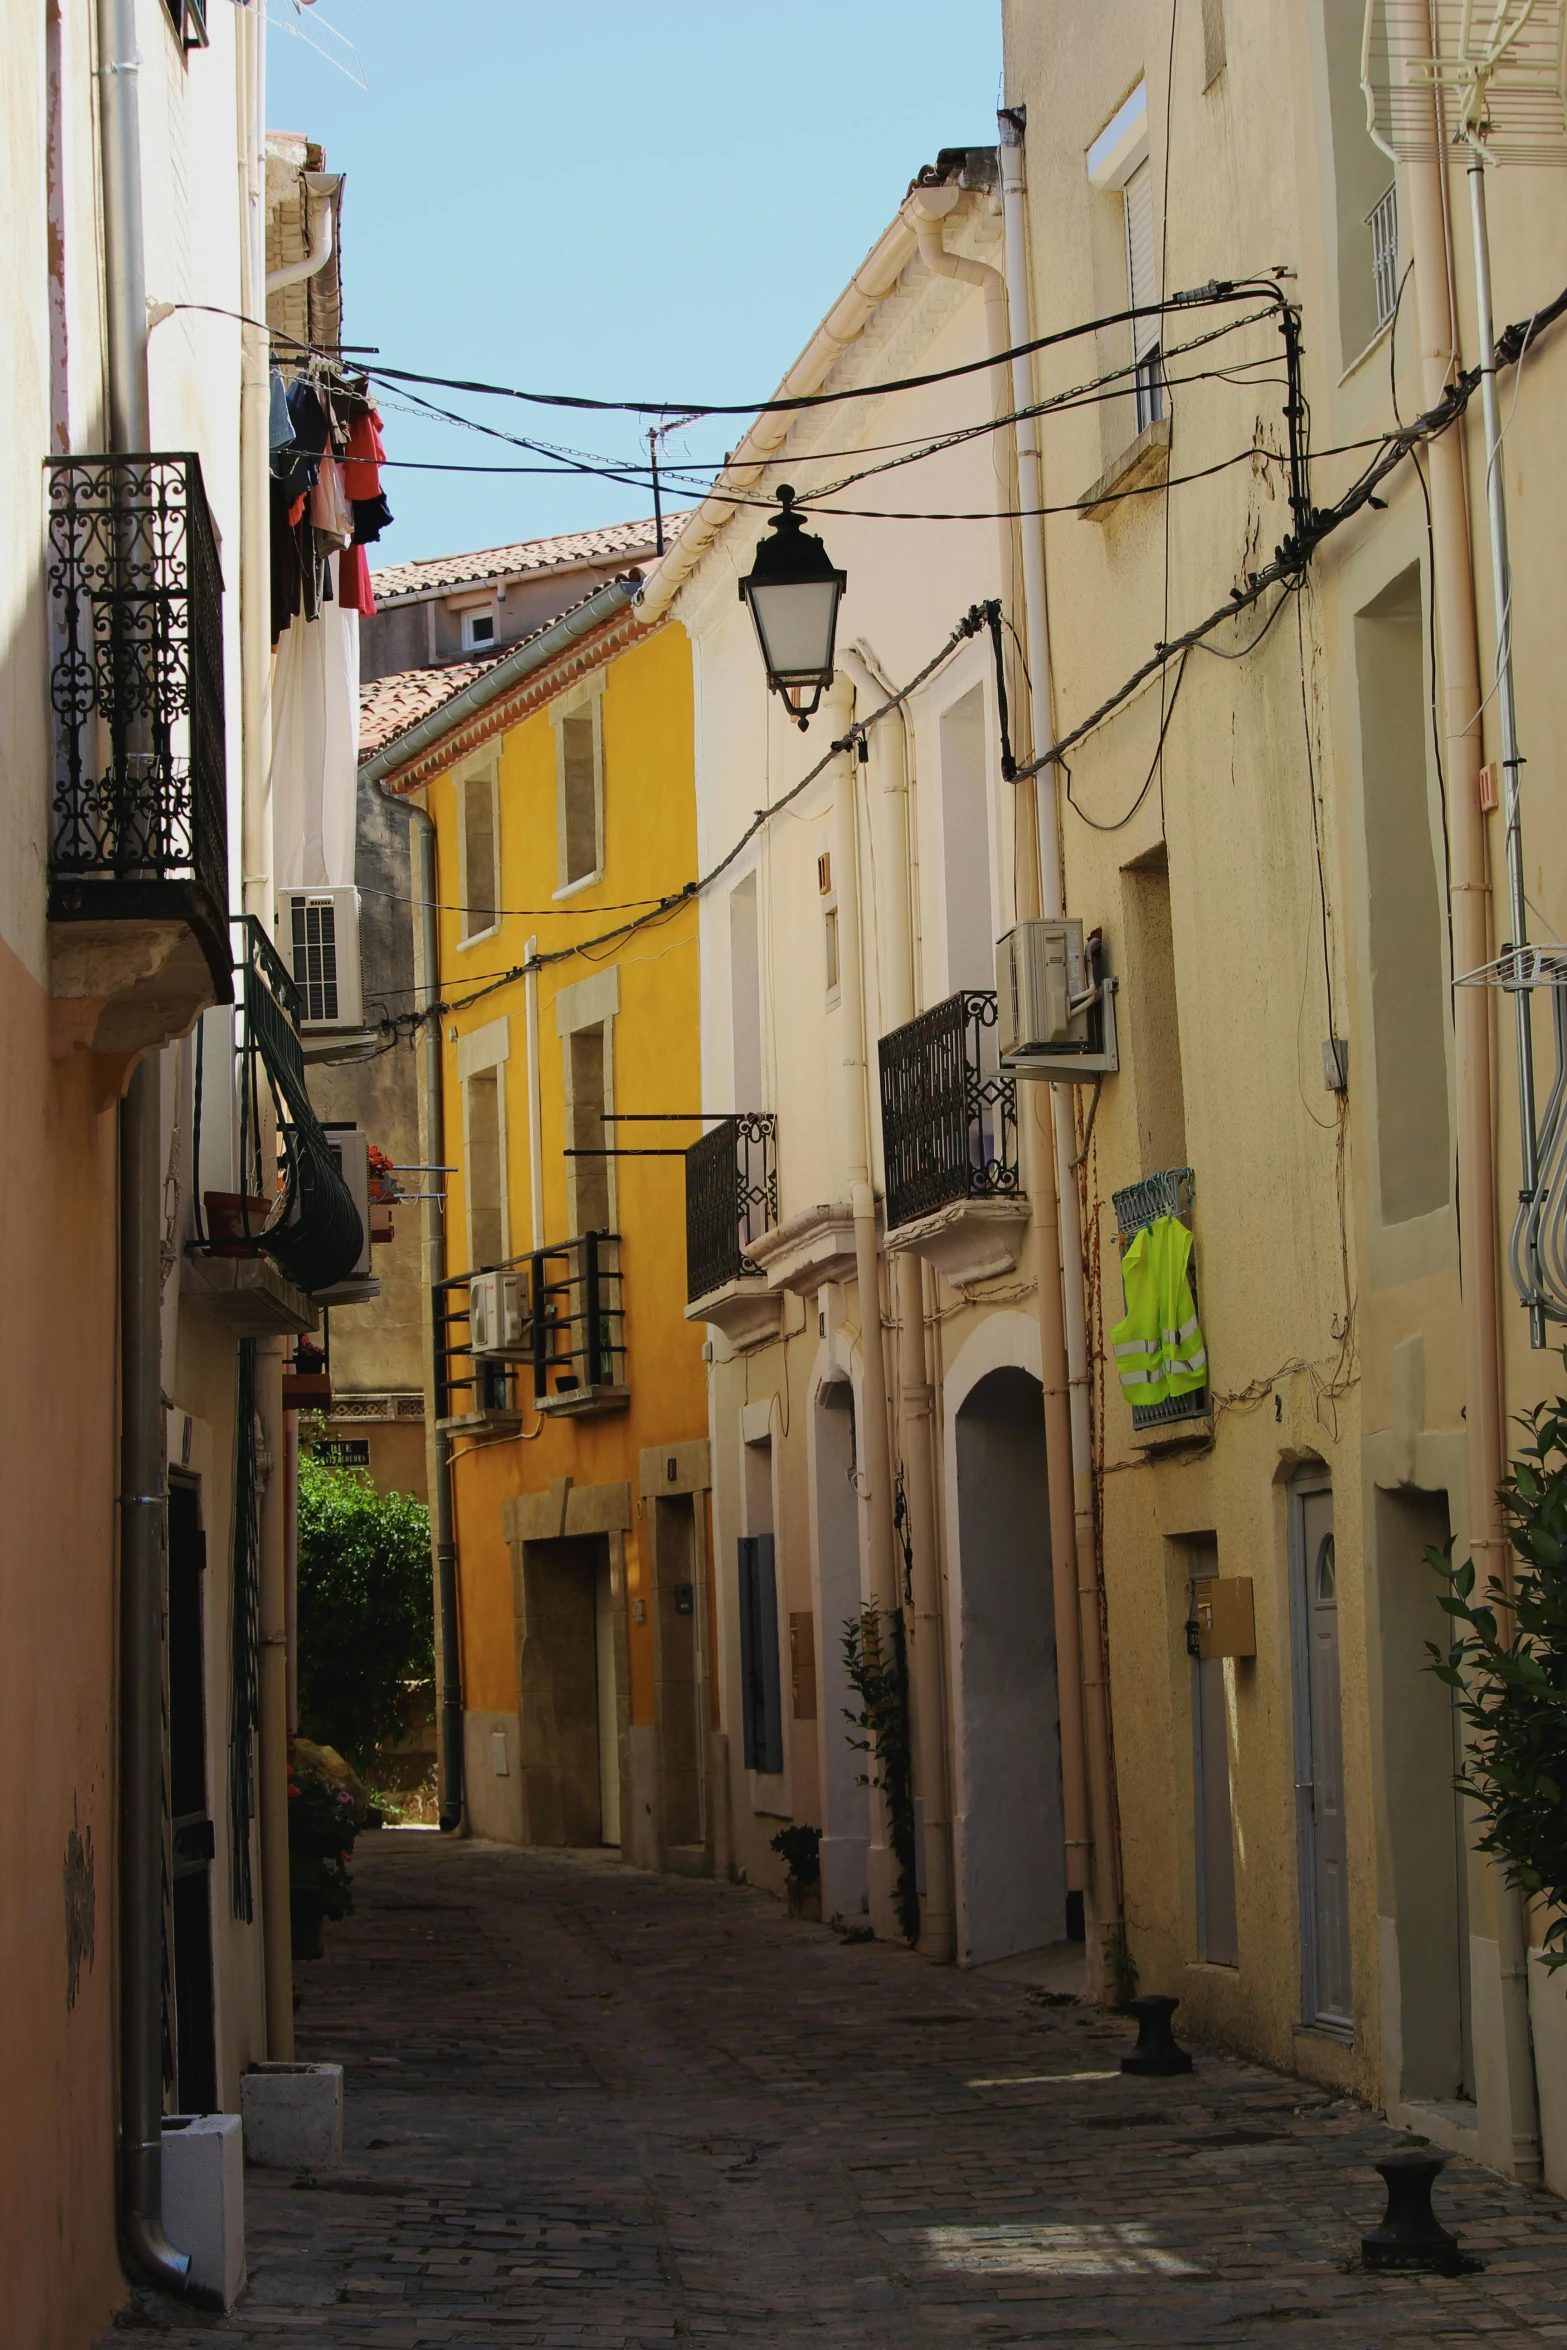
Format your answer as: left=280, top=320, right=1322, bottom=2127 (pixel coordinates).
left=996, top=918, right=1119, bottom=1080
left=1188, top=1575, right=1256, bottom=1661
left=277, top=886, right=363, bottom=1031
left=470, top=1267, right=525, bottom=1355
left=162, top=2112, right=246, bottom=2309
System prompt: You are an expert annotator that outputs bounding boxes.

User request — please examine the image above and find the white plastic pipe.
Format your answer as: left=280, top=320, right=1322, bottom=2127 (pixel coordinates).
left=265, top=170, right=340, bottom=297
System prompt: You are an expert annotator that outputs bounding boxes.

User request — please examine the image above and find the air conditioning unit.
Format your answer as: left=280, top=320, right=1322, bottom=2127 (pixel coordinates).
left=469, top=1269, right=524, bottom=1356
left=277, top=887, right=363, bottom=1030
left=318, top=1124, right=372, bottom=1288
left=995, top=919, right=1119, bottom=1079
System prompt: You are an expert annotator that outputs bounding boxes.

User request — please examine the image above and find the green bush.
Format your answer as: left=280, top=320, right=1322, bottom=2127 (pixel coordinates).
left=770, top=1822, right=821, bottom=1885
left=1428, top=1370, right=1567, bottom=1969
left=296, top=1457, right=433, bottom=1775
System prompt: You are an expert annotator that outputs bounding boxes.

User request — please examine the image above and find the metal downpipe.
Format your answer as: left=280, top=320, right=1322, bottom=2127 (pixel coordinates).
left=375, top=783, right=463, bottom=1830
left=99, top=0, right=191, bottom=2294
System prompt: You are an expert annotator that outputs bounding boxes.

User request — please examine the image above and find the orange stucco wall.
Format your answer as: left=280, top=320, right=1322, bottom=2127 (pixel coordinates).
left=0, top=931, right=124, bottom=2344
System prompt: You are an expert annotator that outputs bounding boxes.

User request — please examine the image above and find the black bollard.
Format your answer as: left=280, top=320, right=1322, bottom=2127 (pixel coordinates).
left=1361, top=2147, right=1474, bottom=2274
left=1120, top=1993, right=1193, bottom=2076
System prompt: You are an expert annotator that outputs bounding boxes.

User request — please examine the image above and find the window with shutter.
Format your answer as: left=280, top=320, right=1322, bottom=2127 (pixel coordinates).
left=560, top=710, right=601, bottom=886
left=737, top=1534, right=783, bottom=1772
left=1124, top=161, right=1164, bottom=431
left=461, top=773, right=497, bottom=939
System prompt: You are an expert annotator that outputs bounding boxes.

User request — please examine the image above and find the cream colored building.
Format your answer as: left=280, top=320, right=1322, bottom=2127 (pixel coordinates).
left=645, top=154, right=1098, bottom=1971
left=1000, top=0, right=1567, bottom=2191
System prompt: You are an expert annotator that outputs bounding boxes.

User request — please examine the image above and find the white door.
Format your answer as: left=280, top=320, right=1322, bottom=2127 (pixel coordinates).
left=1294, top=1481, right=1352, bottom=2027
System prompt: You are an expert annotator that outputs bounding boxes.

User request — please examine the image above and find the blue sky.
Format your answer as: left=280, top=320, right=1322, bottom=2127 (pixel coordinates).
left=266, top=0, right=1002, bottom=567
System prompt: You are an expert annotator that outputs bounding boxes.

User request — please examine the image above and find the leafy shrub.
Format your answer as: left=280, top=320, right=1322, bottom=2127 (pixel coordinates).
left=1428, top=1373, right=1567, bottom=1968
left=770, top=1823, right=822, bottom=1885
left=296, top=1456, right=433, bottom=1775
left=843, top=1608, right=919, bottom=1944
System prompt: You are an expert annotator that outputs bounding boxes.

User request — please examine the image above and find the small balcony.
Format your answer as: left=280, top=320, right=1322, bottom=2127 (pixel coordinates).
left=436, top=1231, right=628, bottom=1431
left=46, top=453, right=231, bottom=1056
left=684, top=1115, right=783, bottom=1347
left=878, top=989, right=1029, bottom=1288
left=183, top=920, right=365, bottom=1333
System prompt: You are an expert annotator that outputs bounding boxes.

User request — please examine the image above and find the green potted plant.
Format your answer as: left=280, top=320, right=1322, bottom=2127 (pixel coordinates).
left=287, top=1754, right=359, bottom=1960
left=771, top=1822, right=822, bottom=1921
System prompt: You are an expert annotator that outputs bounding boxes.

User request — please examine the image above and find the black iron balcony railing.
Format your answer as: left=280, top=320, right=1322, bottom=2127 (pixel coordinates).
left=879, top=989, right=1021, bottom=1232
left=435, top=1232, right=626, bottom=1424
left=685, top=1114, right=778, bottom=1303
left=46, top=452, right=229, bottom=989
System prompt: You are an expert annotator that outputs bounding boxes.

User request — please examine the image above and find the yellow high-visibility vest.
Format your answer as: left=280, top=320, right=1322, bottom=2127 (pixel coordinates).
left=1110, top=1214, right=1207, bottom=1407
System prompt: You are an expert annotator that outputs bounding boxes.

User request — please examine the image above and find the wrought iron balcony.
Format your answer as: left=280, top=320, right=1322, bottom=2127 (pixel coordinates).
left=685, top=1114, right=778, bottom=1304
left=46, top=452, right=229, bottom=997
left=435, top=1232, right=628, bottom=1429
left=879, top=990, right=1020, bottom=1233
left=184, top=920, right=364, bottom=1323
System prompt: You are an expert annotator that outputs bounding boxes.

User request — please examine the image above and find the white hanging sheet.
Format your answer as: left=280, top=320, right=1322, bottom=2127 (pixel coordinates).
left=269, top=556, right=360, bottom=890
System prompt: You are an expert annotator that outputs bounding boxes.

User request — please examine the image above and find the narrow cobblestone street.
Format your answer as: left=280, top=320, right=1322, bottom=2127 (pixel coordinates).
left=123, top=1831, right=1567, bottom=2348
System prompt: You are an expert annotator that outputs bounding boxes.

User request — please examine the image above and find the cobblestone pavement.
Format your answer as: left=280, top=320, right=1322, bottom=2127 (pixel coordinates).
left=121, top=1830, right=1567, bottom=2348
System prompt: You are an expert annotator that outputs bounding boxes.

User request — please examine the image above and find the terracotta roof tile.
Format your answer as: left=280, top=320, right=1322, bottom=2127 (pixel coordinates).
left=358, top=655, right=502, bottom=757
left=368, top=512, right=685, bottom=603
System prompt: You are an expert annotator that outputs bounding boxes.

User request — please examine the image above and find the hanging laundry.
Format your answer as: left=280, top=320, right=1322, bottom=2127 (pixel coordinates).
left=337, top=542, right=376, bottom=616
left=269, top=368, right=294, bottom=465
left=311, top=452, right=354, bottom=551
left=1109, top=1214, right=1207, bottom=1407
left=270, top=553, right=360, bottom=892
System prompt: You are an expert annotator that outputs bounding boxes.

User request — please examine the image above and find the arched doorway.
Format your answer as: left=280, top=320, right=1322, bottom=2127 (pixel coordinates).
left=954, top=1366, right=1066, bottom=1964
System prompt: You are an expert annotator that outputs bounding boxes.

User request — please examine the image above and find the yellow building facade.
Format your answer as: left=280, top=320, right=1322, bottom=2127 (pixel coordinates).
left=365, top=588, right=714, bottom=1873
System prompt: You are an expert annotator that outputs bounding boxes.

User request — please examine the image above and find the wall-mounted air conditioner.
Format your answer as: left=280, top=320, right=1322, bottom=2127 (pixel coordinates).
left=995, top=918, right=1119, bottom=1080
left=313, top=1124, right=374, bottom=1300
left=469, top=1269, right=524, bottom=1356
left=277, top=887, right=364, bottom=1030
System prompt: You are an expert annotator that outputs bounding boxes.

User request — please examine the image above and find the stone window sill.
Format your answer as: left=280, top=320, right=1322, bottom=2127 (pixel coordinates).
left=1078, top=417, right=1171, bottom=520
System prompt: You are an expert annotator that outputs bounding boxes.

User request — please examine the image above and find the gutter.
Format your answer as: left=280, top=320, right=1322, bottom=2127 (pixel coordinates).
left=265, top=169, right=341, bottom=297
left=360, top=576, right=643, bottom=788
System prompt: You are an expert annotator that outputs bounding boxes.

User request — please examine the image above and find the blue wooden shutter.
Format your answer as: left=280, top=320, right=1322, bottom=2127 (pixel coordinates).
left=737, top=1534, right=783, bottom=1772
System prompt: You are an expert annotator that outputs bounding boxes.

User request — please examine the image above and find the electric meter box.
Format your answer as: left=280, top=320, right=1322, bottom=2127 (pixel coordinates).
left=1187, top=1576, right=1257, bottom=1662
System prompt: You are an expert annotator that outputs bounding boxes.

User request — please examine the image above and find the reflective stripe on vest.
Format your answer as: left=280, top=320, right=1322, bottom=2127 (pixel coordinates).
left=1109, top=1215, right=1207, bottom=1405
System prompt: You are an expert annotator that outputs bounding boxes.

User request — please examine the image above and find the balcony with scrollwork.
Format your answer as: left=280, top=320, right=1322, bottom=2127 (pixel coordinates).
left=45, top=452, right=231, bottom=1059
left=877, top=989, right=1029, bottom=1288
left=684, top=1114, right=783, bottom=1347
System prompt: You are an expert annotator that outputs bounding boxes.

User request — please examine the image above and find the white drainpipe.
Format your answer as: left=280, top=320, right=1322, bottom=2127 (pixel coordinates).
left=264, top=170, right=341, bottom=298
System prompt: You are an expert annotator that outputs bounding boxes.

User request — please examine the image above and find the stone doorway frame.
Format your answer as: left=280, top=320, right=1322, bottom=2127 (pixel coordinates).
left=639, top=1440, right=716, bottom=1876
left=502, top=1476, right=633, bottom=1851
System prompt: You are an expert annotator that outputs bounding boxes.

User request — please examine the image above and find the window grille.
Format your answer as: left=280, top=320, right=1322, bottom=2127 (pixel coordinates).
left=1367, top=183, right=1399, bottom=333
left=685, top=1114, right=777, bottom=1302
left=878, top=990, right=1021, bottom=1232
left=45, top=452, right=229, bottom=985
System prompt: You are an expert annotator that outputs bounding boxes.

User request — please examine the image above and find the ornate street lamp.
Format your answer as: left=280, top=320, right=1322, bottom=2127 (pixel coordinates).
left=737, top=486, right=846, bottom=728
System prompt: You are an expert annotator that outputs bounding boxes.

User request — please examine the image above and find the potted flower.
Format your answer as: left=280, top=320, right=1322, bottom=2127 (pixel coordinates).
left=770, top=1823, right=822, bottom=1921
left=287, top=1750, right=359, bottom=1960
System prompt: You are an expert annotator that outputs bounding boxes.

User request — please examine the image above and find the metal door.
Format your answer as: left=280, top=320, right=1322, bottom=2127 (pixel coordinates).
left=1292, top=1479, right=1352, bottom=2029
